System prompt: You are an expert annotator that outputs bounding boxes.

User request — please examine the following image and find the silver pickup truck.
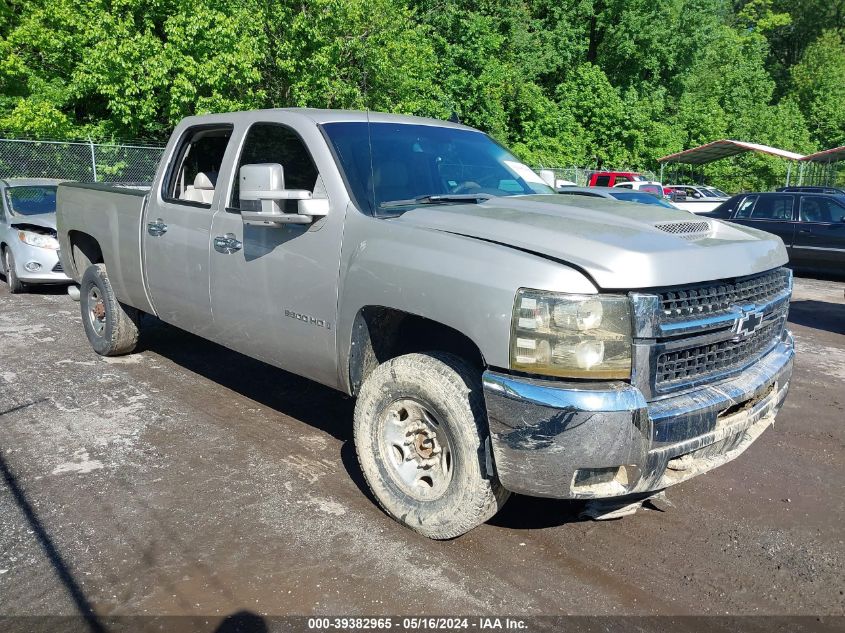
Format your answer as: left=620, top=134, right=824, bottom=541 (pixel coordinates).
left=57, top=109, right=794, bottom=538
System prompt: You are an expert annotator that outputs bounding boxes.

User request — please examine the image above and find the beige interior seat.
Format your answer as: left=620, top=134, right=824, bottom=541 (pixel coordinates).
left=180, top=172, right=216, bottom=204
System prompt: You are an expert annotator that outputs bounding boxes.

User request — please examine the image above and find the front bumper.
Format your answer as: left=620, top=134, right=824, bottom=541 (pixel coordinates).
left=8, top=242, right=70, bottom=284
left=483, top=330, right=794, bottom=499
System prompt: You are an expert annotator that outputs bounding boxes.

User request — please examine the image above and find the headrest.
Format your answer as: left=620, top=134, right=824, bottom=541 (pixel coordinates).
left=194, top=172, right=215, bottom=190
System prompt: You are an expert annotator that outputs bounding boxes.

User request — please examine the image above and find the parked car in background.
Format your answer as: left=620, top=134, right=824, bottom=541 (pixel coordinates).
left=0, top=178, right=70, bottom=293
left=702, top=185, right=731, bottom=198
left=612, top=181, right=664, bottom=197
left=587, top=171, right=646, bottom=187
left=667, top=184, right=728, bottom=213
left=557, top=186, right=680, bottom=209
left=777, top=185, right=845, bottom=195
left=702, top=191, right=845, bottom=277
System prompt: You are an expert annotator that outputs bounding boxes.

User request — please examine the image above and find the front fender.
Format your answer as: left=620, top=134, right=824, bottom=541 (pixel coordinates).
left=335, top=213, right=597, bottom=393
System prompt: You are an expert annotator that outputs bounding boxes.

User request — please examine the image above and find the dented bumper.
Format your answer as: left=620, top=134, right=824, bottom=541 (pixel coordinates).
left=483, top=330, right=794, bottom=499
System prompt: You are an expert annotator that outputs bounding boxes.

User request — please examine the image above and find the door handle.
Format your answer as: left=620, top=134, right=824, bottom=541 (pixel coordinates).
left=147, top=219, right=168, bottom=237
left=798, top=228, right=812, bottom=234
left=213, top=234, right=243, bottom=254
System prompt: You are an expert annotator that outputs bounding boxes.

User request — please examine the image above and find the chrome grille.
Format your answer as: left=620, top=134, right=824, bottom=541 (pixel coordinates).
left=655, top=318, right=783, bottom=389
left=659, top=268, right=791, bottom=323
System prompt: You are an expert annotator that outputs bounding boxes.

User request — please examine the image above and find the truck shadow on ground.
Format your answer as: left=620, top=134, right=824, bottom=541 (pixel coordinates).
left=788, top=299, right=845, bottom=335
left=138, top=317, right=590, bottom=532
left=137, top=316, right=356, bottom=442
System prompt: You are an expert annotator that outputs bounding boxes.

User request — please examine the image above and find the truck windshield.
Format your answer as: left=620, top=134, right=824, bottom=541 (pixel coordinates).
left=5, top=186, right=58, bottom=216
left=321, top=122, right=554, bottom=216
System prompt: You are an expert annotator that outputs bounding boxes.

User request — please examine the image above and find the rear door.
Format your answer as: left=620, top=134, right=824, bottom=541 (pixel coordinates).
left=792, top=195, right=845, bottom=273
left=731, top=194, right=797, bottom=252
left=143, top=123, right=234, bottom=337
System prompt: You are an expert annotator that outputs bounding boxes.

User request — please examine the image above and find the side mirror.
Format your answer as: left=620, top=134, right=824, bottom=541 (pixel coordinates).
left=692, top=192, right=702, bottom=199
left=238, top=163, right=329, bottom=226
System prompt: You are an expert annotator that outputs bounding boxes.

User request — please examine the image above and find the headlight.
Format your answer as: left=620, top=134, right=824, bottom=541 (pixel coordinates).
left=18, top=230, right=60, bottom=250
left=510, top=289, right=632, bottom=379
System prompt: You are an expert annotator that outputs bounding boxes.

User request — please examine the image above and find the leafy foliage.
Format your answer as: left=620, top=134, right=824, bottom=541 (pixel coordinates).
left=0, top=0, right=842, bottom=189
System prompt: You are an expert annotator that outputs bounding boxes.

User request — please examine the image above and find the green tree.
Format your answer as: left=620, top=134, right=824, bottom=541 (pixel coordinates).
left=790, top=29, right=845, bottom=148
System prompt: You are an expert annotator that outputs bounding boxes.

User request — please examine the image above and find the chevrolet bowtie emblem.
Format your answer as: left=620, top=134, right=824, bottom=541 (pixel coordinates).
left=733, top=307, right=764, bottom=340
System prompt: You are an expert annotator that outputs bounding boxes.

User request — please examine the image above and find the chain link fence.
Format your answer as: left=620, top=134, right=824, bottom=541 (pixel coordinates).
left=0, top=138, right=165, bottom=183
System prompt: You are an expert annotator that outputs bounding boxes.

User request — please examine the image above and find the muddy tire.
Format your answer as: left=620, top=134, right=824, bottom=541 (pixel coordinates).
left=3, top=248, right=25, bottom=294
left=80, top=264, right=139, bottom=356
left=353, top=352, right=510, bottom=539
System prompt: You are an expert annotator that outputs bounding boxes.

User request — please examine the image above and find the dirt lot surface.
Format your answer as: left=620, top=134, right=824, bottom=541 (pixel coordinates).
left=0, top=275, right=843, bottom=621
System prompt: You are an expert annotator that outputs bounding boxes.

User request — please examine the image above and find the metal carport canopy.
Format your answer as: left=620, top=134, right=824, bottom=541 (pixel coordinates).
left=658, top=139, right=805, bottom=164
left=802, top=146, right=845, bottom=163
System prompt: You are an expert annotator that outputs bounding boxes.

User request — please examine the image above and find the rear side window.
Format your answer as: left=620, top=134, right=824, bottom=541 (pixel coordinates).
left=594, top=175, right=611, bottom=186
left=734, top=196, right=758, bottom=218
left=228, top=123, right=320, bottom=212
left=799, top=197, right=845, bottom=223
left=163, top=125, right=233, bottom=206
left=749, top=195, right=793, bottom=220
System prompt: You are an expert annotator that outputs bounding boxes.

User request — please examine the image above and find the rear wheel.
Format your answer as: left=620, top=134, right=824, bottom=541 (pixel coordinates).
left=80, top=264, right=140, bottom=356
left=354, top=352, right=509, bottom=539
left=3, top=248, right=25, bottom=294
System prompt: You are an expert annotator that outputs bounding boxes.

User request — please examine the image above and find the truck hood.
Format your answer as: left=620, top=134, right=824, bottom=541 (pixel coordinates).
left=394, top=195, right=788, bottom=289
left=10, top=214, right=57, bottom=232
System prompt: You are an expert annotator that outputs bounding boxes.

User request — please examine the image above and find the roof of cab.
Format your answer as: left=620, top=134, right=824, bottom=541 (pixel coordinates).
left=178, top=107, right=477, bottom=131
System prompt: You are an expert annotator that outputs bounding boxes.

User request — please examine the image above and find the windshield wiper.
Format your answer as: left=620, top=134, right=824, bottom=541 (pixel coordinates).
left=379, top=193, right=491, bottom=209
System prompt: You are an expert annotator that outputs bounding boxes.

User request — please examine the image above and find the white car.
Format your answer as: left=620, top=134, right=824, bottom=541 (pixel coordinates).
left=0, top=178, right=71, bottom=293
left=612, top=180, right=664, bottom=198
left=667, top=184, right=728, bottom=214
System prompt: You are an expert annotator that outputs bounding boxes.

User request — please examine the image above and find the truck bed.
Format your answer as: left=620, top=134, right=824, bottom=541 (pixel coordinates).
left=56, top=182, right=155, bottom=314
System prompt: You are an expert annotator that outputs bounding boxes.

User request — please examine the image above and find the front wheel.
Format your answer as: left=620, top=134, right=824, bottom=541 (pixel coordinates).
left=80, top=264, right=140, bottom=356
left=3, top=248, right=25, bottom=294
left=353, top=352, right=510, bottom=539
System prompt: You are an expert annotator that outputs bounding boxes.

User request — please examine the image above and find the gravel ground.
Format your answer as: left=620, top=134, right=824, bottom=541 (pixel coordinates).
left=0, top=275, right=843, bottom=622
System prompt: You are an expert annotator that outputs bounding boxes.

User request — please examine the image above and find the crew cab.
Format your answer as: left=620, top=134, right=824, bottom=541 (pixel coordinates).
left=57, top=109, right=795, bottom=538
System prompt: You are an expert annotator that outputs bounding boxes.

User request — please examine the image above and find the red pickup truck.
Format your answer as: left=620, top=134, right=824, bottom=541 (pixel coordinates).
left=588, top=171, right=648, bottom=187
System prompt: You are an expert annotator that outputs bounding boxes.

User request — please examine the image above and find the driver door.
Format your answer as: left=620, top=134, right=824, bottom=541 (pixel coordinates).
left=207, top=121, right=343, bottom=387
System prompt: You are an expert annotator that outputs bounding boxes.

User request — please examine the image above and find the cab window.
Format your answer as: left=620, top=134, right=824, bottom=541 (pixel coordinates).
left=229, top=123, right=319, bottom=213
left=163, top=125, right=233, bottom=206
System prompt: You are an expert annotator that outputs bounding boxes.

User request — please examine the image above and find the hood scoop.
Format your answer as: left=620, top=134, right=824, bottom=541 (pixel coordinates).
left=653, top=220, right=711, bottom=240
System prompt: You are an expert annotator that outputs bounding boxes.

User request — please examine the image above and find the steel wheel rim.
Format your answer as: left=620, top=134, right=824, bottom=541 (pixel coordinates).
left=87, top=286, right=106, bottom=336
left=380, top=398, right=453, bottom=501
